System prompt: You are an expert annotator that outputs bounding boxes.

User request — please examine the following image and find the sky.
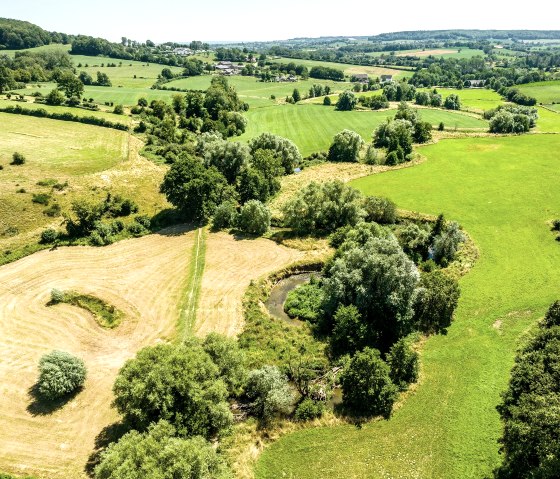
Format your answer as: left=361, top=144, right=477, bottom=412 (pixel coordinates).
left=2, top=0, right=560, bottom=43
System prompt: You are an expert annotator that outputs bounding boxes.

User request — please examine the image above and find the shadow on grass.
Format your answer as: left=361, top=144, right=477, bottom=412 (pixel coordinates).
left=84, top=421, right=129, bottom=477
left=26, top=383, right=82, bottom=416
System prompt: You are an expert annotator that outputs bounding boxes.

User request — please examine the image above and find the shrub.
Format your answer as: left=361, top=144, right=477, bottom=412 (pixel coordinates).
left=443, top=94, right=461, bottom=110
left=127, top=223, right=147, bottom=237
left=40, top=228, right=58, bottom=244
left=363, top=196, right=397, bottom=224
left=237, top=200, right=270, bottom=236
left=335, top=90, right=357, bottom=111
left=37, top=350, right=87, bottom=400
left=327, top=129, right=363, bottom=162
left=386, top=337, right=419, bottom=390
left=32, top=193, right=50, bottom=205
left=294, top=398, right=324, bottom=421
left=340, top=347, right=398, bottom=417
left=134, top=215, right=151, bottom=229
left=432, top=221, right=466, bottom=266
left=364, top=144, right=379, bottom=165
left=438, top=122, right=445, bottom=131
left=552, top=219, right=560, bottom=231
left=323, top=96, right=331, bottom=106
left=212, top=202, right=237, bottom=230
left=245, top=365, right=295, bottom=422
left=11, top=152, right=25, bottom=165
left=50, top=288, right=66, bottom=304
left=284, top=277, right=324, bottom=322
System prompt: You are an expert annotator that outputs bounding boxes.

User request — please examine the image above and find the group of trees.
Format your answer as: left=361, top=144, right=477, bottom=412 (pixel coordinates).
left=485, top=104, right=538, bottom=133
left=309, top=65, right=345, bottom=81
left=282, top=205, right=462, bottom=416
left=78, top=70, right=111, bottom=87
left=496, top=301, right=560, bottom=479
left=373, top=102, right=433, bottom=164
left=160, top=131, right=301, bottom=229
left=93, top=334, right=297, bottom=478
left=0, top=17, right=68, bottom=50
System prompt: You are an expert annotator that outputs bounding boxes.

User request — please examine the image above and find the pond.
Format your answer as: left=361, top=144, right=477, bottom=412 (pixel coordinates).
left=264, top=273, right=315, bottom=325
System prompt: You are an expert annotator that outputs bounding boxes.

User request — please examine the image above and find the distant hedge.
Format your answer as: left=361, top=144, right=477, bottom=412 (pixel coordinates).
left=0, top=105, right=129, bottom=131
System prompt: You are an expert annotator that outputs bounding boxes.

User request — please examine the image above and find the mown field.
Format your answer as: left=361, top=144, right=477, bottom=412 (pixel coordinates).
left=268, top=57, right=414, bottom=79
left=0, top=113, right=168, bottom=259
left=417, top=87, right=504, bottom=111
left=517, top=80, right=560, bottom=104
left=166, top=75, right=352, bottom=108
left=237, top=104, right=488, bottom=155
left=255, top=131, right=560, bottom=479
left=365, top=48, right=484, bottom=59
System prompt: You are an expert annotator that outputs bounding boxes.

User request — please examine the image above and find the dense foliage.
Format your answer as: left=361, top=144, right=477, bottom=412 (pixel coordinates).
left=95, top=421, right=232, bottom=479
left=327, top=129, right=363, bottom=162
left=0, top=17, right=68, bottom=50
left=245, top=365, right=295, bottom=422
left=496, top=301, right=560, bottom=479
left=112, top=342, right=233, bottom=439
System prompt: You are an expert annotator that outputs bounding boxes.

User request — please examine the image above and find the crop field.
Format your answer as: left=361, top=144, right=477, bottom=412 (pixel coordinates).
left=268, top=57, right=414, bottom=79
left=256, top=132, right=560, bottom=479
left=517, top=80, right=560, bottom=104
left=0, top=113, right=168, bottom=257
left=237, top=104, right=488, bottom=155
left=165, top=75, right=352, bottom=108
left=0, top=226, right=196, bottom=478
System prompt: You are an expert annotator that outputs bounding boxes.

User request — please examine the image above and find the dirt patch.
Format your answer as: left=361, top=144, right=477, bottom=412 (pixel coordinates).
left=0, top=226, right=195, bottom=478
left=194, top=232, right=304, bottom=337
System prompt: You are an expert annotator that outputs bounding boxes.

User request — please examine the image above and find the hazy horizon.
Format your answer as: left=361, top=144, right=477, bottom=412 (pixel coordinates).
left=2, top=0, right=560, bottom=44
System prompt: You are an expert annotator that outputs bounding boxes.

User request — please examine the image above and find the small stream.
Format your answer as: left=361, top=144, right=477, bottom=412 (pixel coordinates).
left=265, top=273, right=314, bottom=325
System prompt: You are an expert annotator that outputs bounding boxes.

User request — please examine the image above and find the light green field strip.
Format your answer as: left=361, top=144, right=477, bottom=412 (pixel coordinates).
left=517, top=80, right=560, bottom=104
left=178, top=227, right=207, bottom=340
left=256, top=133, right=560, bottom=479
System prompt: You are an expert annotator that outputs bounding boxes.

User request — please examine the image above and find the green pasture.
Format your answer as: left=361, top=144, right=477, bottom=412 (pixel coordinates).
left=166, top=75, right=352, bottom=108
left=256, top=132, right=560, bottom=479
left=237, top=104, right=487, bottom=155
left=0, top=43, right=71, bottom=57
left=517, top=80, right=560, bottom=104
left=534, top=106, right=560, bottom=132
left=418, top=87, right=504, bottom=111
left=268, top=57, right=413, bottom=79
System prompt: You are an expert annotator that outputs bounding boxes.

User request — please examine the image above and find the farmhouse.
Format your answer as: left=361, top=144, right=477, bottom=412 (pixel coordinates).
left=380, top=74, right=393, bottom=83
left=215, top=61, right=244, bottom=75
left=353, top=73, right=369, bottom=83
left=173, top=47, right=193, bottom=56
left=467, top=79, right=485, bottom=87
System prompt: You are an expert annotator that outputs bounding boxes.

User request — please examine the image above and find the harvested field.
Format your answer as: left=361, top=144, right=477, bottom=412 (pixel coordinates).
left=0, top=226, right=195, bottom=478
left=397, top=48, right=457, bottom=57
left=195, top=231, right=304, bottom=337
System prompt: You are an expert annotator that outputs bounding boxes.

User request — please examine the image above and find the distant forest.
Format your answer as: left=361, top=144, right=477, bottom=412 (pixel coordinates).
left=0, top=17, right=69, bottom=49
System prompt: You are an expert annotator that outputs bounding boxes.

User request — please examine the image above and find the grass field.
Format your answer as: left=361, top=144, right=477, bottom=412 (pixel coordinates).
left=269, top=57, right=413, bottom=79
left=165, top=75, right=352, bottom=108
left=237, top=104, right=488, bottom=155
left=517, top=80, right=560, bottom=104
left=418, top=87, right=504, bottom=112
left=256, top=132, right=560, bottom=479
left=0, top=114, right=168, bottom=258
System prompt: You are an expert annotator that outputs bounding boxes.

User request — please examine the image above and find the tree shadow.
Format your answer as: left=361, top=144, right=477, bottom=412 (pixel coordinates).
left=26, top=383, right=82, bottom=416
left=84, top=421, right=129, bottom=477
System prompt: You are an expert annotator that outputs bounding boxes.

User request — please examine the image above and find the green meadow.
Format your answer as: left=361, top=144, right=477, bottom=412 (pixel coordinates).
left=166, top=75, right=351, bottom=108
left=256, top=132, right=560, bottom=479
left=366, top=47, right=484, bottom=59
left=418, top=87, right=504, bottom=111
left=517, top=80, right=560, bottom=104
left=237, top=104, right=487, bottom=155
